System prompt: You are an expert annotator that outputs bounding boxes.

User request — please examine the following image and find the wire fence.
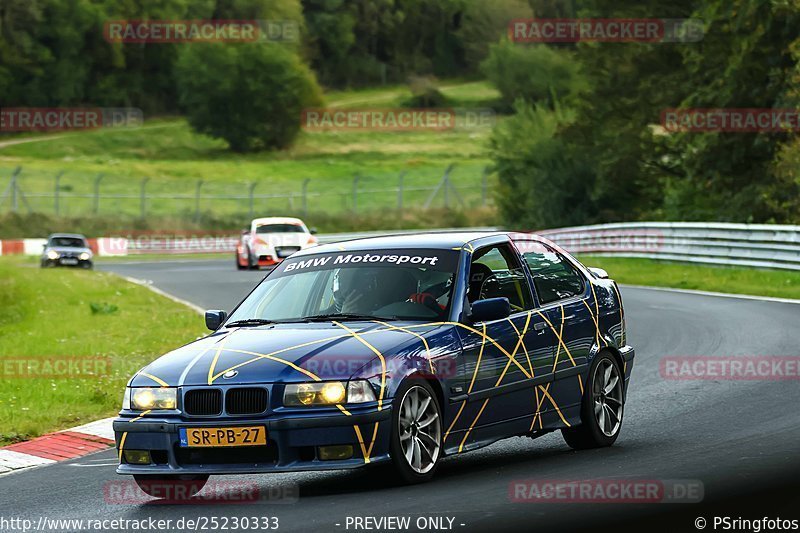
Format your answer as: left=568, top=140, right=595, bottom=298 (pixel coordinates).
left=0, top=164, right=493, bottom=220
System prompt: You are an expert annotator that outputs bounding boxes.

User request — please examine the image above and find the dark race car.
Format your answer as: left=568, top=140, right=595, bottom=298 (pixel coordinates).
left=40, top=233, right=93, bottom=269
left=115, top=231, right=635, bottom=496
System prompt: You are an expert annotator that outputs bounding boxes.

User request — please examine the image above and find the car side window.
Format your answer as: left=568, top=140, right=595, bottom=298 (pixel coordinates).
left=515, top=241, right=585, bottom=305
left=468, top=244, right=533, bottom=312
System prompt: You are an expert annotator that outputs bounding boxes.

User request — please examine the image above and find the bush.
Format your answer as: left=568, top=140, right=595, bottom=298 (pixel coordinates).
left=490, top=101, right=595, bottom=229
left=481, top=40, right=587, bottom=110
left=400, top=76, right=450, bottom=108
left=175, top=43, right=323, bottom=152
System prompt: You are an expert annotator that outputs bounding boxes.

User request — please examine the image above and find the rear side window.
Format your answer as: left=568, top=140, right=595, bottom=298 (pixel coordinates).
left=514, top=240, right=584, bottom=305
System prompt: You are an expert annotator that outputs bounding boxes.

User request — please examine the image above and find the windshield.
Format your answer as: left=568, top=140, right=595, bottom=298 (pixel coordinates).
left=49, top=237, right=86, bottom=248
left=255, top=224, right=306, bottom=234
left=227, top=249, right=459, bottom=323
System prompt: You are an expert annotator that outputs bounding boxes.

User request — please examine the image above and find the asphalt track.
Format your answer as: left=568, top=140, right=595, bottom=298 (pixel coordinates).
left=2, top=259, right=799, bottom=533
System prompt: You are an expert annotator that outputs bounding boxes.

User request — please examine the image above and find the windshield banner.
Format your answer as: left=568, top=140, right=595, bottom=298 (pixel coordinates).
left=272, top=249, right=460, bottom=276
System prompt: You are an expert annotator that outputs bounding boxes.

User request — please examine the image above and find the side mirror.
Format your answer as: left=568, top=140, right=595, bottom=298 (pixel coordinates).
left=588, top=267, right=609, bottom=279
left=205, top=310, right=227, bottom=331
left=469, top=297, right=511, bottom=323
left=309, top=227, right=318, bottom=235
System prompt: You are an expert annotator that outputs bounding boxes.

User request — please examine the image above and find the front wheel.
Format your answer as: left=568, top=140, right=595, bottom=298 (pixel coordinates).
left=133, top=474, right=209, bottom=500
left=389, top=379, right=442, bottom=484
left=561, top=352, right=624, bottom=450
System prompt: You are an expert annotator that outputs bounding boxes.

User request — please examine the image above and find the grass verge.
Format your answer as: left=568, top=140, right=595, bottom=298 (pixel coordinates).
left=0, top=81, right=500, bottom=221
left=579, top=256, right=800, bottom=300
left=0, top=257, right=205, bottom=445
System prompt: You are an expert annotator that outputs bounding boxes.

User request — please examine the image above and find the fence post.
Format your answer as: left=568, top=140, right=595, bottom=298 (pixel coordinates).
left=481, top=167, right=488, bottom=207
left=140, top=177, right=150, bottom=219
left=352, top=174, right=360, bottom=215
left=397, top=171, right=405, bottom=211
left=11, top=167, right=21, bottom=212
left=93, top=173, right=104, bottom=215
left=302, top=178, right=310, bottom=215
left=54, top=171, right=64, bottom=216
left=422, top=164, right=455, bottom=210
left=248, top=182, right=257, bottom=219
left=194, top=180, right=204, bottom=223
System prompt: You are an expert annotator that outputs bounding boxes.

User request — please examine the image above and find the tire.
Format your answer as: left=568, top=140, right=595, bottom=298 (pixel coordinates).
left=133, top=474, right=209, bottom=500
left=246, top=248, right=258, bottom=270
left=561, top=351, right=624, bottom=450
left=389, top=378, right=443, bottom=484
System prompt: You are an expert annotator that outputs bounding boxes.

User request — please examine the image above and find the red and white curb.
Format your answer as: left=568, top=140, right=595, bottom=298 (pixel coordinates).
left=0, top=417, right=115, bottom=474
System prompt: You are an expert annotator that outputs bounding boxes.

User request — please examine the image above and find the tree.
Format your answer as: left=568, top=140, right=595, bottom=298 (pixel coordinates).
left=175, top=42, right=323, bottom=151
left=491, top=102, right=596, bottom=229
left=481, top=40, right=587, bottom=110
left=660, top=0, right=800, bottom=222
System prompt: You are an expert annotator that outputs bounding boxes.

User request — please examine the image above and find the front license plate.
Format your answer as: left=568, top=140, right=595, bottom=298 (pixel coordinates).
left=179, top=426, right=267, bottom=447
left=60, top=258, right=78, bottom=265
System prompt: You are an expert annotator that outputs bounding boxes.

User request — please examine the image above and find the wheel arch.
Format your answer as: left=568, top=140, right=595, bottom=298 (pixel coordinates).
left=405, top=370, right=445, bottom=413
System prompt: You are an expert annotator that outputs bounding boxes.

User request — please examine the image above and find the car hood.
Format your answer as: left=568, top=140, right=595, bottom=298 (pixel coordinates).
left=129, top=321, right=456, bottom=387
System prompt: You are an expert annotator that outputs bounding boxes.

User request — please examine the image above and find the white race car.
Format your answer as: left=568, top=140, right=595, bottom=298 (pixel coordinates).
left=236, top=217, right=318, bottom=270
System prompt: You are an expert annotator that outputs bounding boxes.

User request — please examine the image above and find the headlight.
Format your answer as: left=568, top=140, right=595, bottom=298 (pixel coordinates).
left=284, top=380, right=375, bottom=406
left=122, top=388, right=131, bottom=410
left=79, top=252, right=90, bottom=260
left=47, top=250, right=59, bottom=260
left=130, top=387, right=177, bottom=411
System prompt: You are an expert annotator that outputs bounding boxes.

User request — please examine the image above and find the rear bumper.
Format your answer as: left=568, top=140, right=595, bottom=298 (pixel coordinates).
left=114, top=406, right=392, bottom=475
left=257, top=256, right=280, bottom=267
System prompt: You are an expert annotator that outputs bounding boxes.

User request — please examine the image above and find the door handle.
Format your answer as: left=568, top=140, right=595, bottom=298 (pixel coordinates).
left=533, top=321, right=547, bottom=331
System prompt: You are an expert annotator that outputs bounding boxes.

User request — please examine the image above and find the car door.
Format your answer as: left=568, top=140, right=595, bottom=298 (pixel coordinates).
left=514, top=239, right=602, bottom=424
left=456, top=243, right=556, bottom=425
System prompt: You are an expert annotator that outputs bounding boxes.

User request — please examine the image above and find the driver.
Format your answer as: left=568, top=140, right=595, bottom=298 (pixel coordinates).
left=333, top=267, right=417, bottom=314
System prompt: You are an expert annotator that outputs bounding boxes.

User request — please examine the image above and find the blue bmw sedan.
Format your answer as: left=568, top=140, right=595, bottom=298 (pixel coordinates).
left=115, top=232, right=635, bottom=494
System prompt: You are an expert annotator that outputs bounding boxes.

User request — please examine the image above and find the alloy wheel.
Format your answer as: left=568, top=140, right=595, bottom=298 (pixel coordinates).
left=592, top=358, right=623, bottom=437
left=398, top=385, right=441, bottom=474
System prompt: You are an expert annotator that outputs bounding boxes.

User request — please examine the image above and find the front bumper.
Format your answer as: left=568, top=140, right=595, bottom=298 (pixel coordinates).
left=42, top=258, right=92, bottom=268
left=620, top=345, right=635, bottom=399
left=114, top=406, right=392, bottom=475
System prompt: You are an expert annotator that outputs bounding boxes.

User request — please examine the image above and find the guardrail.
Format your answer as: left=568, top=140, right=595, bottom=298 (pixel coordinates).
left=537, top=222, right=800, bottom=271
left=5, top=222, right=799, bottom=271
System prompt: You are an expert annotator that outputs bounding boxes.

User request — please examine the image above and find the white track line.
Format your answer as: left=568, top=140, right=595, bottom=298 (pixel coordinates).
left=120, top=275, right=205, bottom=315
left=69, top=418, right=116, bottom=441
left=0, top=450, right=56, bottom=470
left=621, top=284, right=800, bottom=305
